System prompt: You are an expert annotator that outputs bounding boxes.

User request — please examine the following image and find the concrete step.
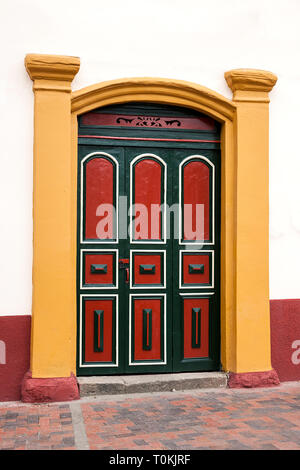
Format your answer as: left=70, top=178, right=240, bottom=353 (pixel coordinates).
left=78, top=372, right=228, bottom=397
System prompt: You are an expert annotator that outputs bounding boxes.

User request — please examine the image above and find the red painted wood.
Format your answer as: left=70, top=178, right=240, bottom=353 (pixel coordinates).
left=134, top=159, right=162, bottom=240
left=81, top=113, right=216, bottom=130
left=84, top=253, right=114, bottom=286
left=85, top=157, right=114, bottom=240
left=84, top=299, right=113, bottom=362
left=134, top=298, right=161, bottom=361
left=183, top=160, right=210, bottom=241
left=182, top=253, right=210, bottom=285
left=183, top=298, right=209, bottom=359
left=134, top=254, right=162, bottom=285
left=79, top=134, right=220, bottom=143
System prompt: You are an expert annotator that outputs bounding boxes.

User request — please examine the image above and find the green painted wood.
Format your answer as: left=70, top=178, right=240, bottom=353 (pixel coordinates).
left=77, top=103, right=220, bottom=376
left=80, top=102, right=217, bottom=118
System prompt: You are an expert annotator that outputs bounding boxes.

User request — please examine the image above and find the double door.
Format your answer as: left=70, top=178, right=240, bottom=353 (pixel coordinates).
left=77, top=143, right=220, bottom=375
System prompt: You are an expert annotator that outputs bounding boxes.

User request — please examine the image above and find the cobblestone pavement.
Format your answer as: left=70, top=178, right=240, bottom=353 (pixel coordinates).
left=0, top=382, right=299, bottom=450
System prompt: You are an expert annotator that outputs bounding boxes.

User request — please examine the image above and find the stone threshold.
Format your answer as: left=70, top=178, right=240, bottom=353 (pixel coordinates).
left=78, top=372, right=228, bottom=397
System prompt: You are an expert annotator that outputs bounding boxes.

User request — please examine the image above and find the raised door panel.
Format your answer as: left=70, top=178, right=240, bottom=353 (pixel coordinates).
left=126, top=149, right=172, bottom=374
left=173, top=151, right=220, bottom=372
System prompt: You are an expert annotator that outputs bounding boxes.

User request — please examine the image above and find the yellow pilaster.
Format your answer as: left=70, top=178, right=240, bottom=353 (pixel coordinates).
left=25, top=54, right=80, bottom=377
left=225, top=69, right=277, bottom=373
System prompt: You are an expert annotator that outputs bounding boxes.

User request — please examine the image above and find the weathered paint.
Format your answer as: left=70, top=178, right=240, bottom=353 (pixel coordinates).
left=21, top=371, right=79, bottom=403
left=228, top=369, right=280, bottom=388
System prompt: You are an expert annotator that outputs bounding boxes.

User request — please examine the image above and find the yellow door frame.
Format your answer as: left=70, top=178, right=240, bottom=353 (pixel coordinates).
left=23, top=54, right=279, bottom=400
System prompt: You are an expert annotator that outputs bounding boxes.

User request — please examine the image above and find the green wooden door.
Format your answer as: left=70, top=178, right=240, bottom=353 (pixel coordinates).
left=77, top=104, right=220, bottom=375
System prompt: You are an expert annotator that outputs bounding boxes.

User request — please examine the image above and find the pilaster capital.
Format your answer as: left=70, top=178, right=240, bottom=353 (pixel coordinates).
left=224, top=68, right=277, bottom=102
left=25, top=54, right=80, bottom=92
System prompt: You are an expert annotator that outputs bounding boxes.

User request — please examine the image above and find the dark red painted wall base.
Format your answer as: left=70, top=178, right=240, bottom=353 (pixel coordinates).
left=270, top=299, right=300, bottom=382
left=0, top=316, right=31, bottom=401
left=228, top=369, right=280, bottom=389
left=21, top=372, right=80, bottom=403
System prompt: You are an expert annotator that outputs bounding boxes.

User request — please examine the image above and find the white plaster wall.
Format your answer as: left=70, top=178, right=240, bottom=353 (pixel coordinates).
left=0, top=0, right=299, bottom=315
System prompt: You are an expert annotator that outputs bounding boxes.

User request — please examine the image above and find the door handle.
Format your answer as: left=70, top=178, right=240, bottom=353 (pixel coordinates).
left=119, top=258, right=129, bottom=268
left=125, top=268, right=129, bottom=284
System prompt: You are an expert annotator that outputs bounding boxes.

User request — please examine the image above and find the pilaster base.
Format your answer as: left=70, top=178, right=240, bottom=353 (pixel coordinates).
left=21, top=371, right=80, bottom=403
left=228, top=369, right=280, bottom=388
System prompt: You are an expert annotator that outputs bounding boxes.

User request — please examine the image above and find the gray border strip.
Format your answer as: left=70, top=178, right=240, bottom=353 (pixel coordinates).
left=69, top=402, right=90, bottom=450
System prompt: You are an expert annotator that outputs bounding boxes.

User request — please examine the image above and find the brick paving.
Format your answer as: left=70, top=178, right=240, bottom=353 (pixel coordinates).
left=0, top=403, right=75, bottom=450
left=0, top=382, right=299, bottom=450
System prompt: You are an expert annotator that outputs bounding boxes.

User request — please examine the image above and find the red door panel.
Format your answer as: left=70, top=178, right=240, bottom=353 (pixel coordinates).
left=181, top=251, right=213, bottom=287
left=132, top=252, right=164, bottom=287
left=83, top=297, right=116, bottom=364
left=82, top=251, right=117, bottom=288
left=84, top=156, right=116, bottom=241
left=183, top=297, right=209, bottom=359
left=182, top=159, right=211, bottom=243
left=132, top=157, right=164, bottom=241
left=130, top=295, right=166, bottom=365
